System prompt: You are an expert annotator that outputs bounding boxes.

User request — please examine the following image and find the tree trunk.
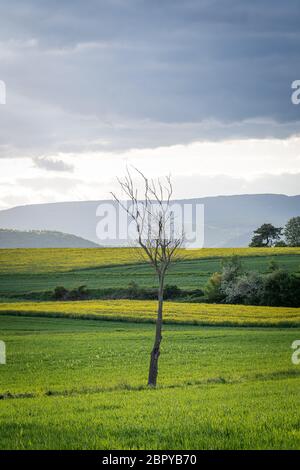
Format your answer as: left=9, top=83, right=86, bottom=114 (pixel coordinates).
left=148, top=276, right=164, bottom=387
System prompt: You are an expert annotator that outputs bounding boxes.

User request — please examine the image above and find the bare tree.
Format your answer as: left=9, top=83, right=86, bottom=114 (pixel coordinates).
left=112, top=168, right=184, bottom=387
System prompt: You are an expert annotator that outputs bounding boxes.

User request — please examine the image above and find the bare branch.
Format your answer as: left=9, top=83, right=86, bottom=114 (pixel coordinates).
left=112, top=167, right=184, bottom=278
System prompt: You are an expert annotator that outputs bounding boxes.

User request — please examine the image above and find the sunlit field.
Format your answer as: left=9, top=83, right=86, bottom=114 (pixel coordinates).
left=0, top=246, right=299, bottom=274
left=0, top=248, right=299, bottom=298
left=0, top=247, right=300, bottom=449
left=0, top=315, right=299, bottom=449
left=1, top=299, right=300, bottom=327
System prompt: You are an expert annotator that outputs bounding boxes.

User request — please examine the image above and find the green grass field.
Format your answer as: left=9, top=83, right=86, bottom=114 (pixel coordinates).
left=0, top=247, right=300, bottom=449
left=0, top=248, right=299, bottom=298
left=0, top=315, right=299, bottom=449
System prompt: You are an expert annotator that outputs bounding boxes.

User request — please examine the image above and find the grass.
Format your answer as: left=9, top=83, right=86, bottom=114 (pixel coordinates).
left=1, top=247, right=300, bottom=449
left=0, top=315, right=299, bottom=449
left=0, top=299, right=300, bottom=327
left=1, top=380, right=299, bottom=450
left=0, top=251, right=299, bottom=298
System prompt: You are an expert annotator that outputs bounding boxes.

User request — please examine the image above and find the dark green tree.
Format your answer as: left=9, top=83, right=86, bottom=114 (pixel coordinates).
left=262, top=270, right=300, bottom=307
left=249, top=223, right=282, bottom=247
left=284, top=216, right=300, bottom=247
left=274, top=240, right=287, bottom=247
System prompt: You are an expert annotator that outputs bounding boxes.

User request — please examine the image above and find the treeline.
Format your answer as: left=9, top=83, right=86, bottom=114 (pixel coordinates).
left=205, top=257, right=300, bottom=307
left=52, top=283, right=204, bottom=302
left=249, top=216, right=300, bottom=247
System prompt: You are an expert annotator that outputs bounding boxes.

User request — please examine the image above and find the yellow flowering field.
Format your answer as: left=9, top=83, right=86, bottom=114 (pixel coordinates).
left=0, top=246, right=299, bottom=274
left=0, top=299, right=299, bottom=327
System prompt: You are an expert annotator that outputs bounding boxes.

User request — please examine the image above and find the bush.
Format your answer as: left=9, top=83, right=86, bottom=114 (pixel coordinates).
left=127, top=281, right=140, bottom=299
left=68, top=285, right=89, bottom=300
left=261, top=270, right=300, bottom=307
left=221, top=256, right=243, bottom=283
left=126, top=282, right=185, bottom=300
left=53, top=285, right=89, bottom=300
left=222, top=271, right=263, bottom=305
left=163, top=285, right=182, bottom=299
left=189, top=288, right=204, bottom=298
left=204, top=256, right=300, bottom=307
left=53, top=286, right=68, bottom=300
left=267, top=259, right=279, bottom=272
left=274, top=240, right=287, bottom=247
left=205, top=272, right=224, bottom=302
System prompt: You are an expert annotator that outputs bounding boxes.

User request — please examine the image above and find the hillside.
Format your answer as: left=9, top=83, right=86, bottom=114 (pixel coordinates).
left=0, top=194, right=299, bottom=247
left=0, top=247, right=299, bottom=300
left=0, top=229, right=100, bottom=248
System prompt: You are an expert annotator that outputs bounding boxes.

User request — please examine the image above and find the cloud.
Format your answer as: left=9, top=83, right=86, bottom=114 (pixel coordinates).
left=0, top=135, right=300, bottom=209
left=1, top=1, right=300, bottom=209
left=0, top=0, right=300, bottom=158
left=173, top=172, right=300, bottom=199
left=34, top=156, right=74, bottom=172
left=0, top=171, right=298, bottom=211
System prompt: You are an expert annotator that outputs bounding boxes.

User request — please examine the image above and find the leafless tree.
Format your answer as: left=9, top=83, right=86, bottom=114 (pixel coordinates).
left=112, top=168, right=184, bottom=387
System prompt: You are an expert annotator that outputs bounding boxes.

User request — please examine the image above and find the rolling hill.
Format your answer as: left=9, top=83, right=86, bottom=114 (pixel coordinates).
left=0, top=229, right=100, bottom=248
left=0, top=194, right=299, bottom=247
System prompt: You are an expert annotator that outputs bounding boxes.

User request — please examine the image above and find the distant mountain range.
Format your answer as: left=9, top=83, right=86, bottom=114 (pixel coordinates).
left=0, top=229, right=100, bottom=248
left=0, top=194, right=299, bottom=248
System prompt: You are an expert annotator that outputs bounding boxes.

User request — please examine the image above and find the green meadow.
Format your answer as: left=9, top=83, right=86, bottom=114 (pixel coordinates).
left=0, top=249, right=299, bottom=298
left=0, top=315, right=299, bottom=449
left=0, top=247, right=299, bottom=449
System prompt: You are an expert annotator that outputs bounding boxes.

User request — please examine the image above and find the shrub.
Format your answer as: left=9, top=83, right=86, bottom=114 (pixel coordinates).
left=163, top=285, right=182, bottom=299
left=205, top=272, right=224, bottom=302
left=261, top=270, right=300, bottom=307
left=221, top=256, right=243, bottom=283
left=53, top=285, right=89, bottom=300
left=53, top=286, right=68, bottom=300
left=267, top=259, right=279, bottom=272
left=204, top=256, right=300, bottom=307
left=274, top=240, right=287, bottom=247
left=223, top=271, right=264, bottom=305
left=68, top=285, right=89, bottom=300
left=127, top=281, right=141, bottom=299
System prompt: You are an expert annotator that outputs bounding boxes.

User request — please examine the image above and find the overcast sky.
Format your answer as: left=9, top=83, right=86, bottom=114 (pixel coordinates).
left=0, top=0, right=300, bottom=209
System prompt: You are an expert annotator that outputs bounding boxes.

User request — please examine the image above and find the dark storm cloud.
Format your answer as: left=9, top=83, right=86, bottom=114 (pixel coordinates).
left=0, top=0, right=300, bottom=157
